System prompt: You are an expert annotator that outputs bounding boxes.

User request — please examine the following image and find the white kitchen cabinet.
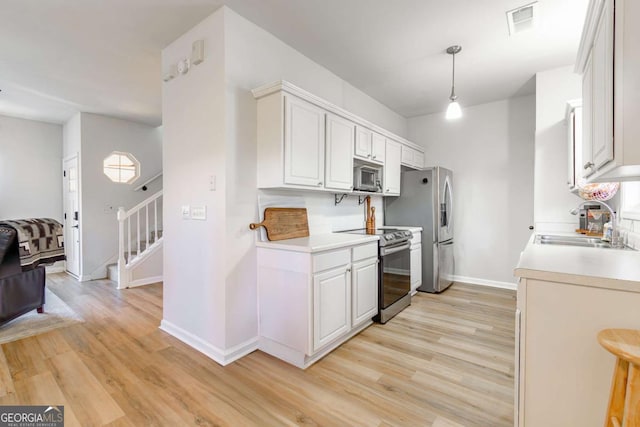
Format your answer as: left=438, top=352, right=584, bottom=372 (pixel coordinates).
left=371, top=132, right=386, bottom=164
left=515, top=277, right=640, bottom=426
left=355, top=126, right=386, bottom=165
left=325, top=113, right=355, bottom=191
left=401, top=145, right=424, bottom=170
left=351, top=257, right=378, bottom=326
left=253, top=81, right=425, bottom=194
left=410, top=243, right=422, bottom=293
left=385, top=141, right=401, bottom=195
left=566, top=100, right=582, bottom=190
left=257, top=238, right=379, bottom=369
left=582, top=54, right=593, bottom=180
left=284, top=95, right=326, bottom=187
left=577, top=0, right=640, bottom=182
left=313, top=265, right=350, bottom=351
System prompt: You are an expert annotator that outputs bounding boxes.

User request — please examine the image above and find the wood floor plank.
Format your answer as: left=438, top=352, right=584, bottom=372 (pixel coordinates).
left=0, top=276, right=515, bottom=426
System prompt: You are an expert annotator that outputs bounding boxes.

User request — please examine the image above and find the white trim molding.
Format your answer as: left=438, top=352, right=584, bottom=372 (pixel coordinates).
left=159, top=320, right=258, bottom=366
left=452, top=275, right=517, bottom=291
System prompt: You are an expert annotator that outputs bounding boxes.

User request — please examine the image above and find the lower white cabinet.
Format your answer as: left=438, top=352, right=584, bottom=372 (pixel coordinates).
left=257, top=240, right=378, bottom=369
left=410, top=243, right=422, bottom=293
left=313, top=265, right=350, bottom=351
left=351, top=258, right=378, bottom=326
left=515, top=277, right=640, bottom=426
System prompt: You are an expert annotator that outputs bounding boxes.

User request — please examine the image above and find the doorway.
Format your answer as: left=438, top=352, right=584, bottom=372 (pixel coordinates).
left=63, top=155, right=80, bottom=277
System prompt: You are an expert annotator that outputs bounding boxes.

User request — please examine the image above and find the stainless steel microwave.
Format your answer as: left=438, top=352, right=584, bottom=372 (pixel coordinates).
left=353, top=165, right=382, bottom=192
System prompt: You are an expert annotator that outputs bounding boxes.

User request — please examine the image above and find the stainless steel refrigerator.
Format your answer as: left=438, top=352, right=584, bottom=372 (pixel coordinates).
left=384, top=167, right=454, bottom=293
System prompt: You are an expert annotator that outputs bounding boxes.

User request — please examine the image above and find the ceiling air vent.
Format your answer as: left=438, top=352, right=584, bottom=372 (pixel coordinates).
left=506, top=2, right=539, bottom=35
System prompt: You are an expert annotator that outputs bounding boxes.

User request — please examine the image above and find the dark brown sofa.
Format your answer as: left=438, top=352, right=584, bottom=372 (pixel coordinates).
left=0, top=227, right=45, bottom=326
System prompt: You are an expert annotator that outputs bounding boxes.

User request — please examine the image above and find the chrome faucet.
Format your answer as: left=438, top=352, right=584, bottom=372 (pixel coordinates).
left=570, top=200, right=617, bottom=243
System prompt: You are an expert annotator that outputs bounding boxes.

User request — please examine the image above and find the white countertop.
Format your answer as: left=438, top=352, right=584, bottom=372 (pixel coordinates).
left=256, top=233, right=379, bottom=253
left=515, top=233, right=640, bottom=292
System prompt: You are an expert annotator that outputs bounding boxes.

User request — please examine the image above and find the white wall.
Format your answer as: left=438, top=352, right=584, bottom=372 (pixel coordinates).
left=162, top=9, right=228, bottom=351
left=0, top=115, right=63, bottom=221
left=408, top=96, right=535, bottom=286
left=534, top=66, right=583, bottom=232
left=62, top=112, right=163, bottom=279
left=161, top=5, right=408, bottom=359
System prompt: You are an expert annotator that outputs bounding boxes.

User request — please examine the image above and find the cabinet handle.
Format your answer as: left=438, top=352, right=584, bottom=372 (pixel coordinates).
left=346, top=268, right=351, bottom=272
left=386, top=188, right=390, bottom=192
left=367, top=154, right=371, bottom=158
left=317, top=182, right=323, bottom=186
left=372, top=155, right=377, bottom=159
left=583, top=161, right=595, bottom=170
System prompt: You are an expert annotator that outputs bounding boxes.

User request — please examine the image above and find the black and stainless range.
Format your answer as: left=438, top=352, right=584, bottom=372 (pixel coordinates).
left=340, top=228, right=412, bottom=323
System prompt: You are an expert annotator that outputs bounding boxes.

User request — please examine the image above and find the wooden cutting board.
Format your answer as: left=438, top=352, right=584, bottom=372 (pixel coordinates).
left=249, top=208, right=309, bottom=241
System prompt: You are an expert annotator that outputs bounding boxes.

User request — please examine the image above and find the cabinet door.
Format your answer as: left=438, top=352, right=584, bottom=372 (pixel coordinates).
left=385, top=141, right=401, bottom=195
left=351, top=258, right=378, bottom=326
left=371, top=132, right=386, bottom=164
left=591, top=0, right=614, bottom=170
left=355, top=126, right=372, bottom=159
left=401, top=145, right=414, bottom=166
left=325, top=113, right=355, bottom=190
left=313, top=265, right=350, bottom=352
left=582, top=53, right=594, bottom=179
left=410, top=244, right=422, bottom=292
left=567, top=109, right=576, bottom=188
left=413, top=151, right=424, bottom=169
left=284, top=95, right=325, bottom=187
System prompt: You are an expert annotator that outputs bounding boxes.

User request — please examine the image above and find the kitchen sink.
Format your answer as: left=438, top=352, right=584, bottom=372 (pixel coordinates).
left=534, top=234, right=636, bottom=250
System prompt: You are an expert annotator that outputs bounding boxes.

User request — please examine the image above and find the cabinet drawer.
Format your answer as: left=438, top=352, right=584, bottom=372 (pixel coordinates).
left=352, top=243, right=378, bottom=262
left=313, top=249, right=350, bottom=273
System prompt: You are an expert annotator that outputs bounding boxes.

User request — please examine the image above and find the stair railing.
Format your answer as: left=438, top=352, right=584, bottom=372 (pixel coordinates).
left=117, top=190, right=163, bottom=288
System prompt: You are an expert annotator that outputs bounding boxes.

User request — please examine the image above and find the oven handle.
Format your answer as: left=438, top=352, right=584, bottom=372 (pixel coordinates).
left=380, top=242, right=411, bottom=256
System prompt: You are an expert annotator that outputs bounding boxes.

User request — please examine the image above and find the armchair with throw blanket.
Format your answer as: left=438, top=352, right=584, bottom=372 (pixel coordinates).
left=0, top=219, right=65, bottom=326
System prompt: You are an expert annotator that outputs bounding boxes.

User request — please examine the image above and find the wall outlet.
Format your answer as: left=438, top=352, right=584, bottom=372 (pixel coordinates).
left=181, top=205, right=191, bottom=219
left=191, top=205, right=206, bottom=221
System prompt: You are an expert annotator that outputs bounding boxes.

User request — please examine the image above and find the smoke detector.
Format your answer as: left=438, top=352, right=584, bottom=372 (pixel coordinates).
left=506, top=2, right=539, bottom=35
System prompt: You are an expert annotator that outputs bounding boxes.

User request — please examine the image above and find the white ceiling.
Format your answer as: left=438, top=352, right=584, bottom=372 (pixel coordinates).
left=0, top=0, right=588, bottom=126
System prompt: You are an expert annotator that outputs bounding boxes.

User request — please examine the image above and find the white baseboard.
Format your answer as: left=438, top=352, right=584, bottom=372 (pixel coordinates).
left=122, top=275, right=163, bottom=289
left=159, top=319, right=258, bottom=366
left=452, top=274, right=517, bottom=291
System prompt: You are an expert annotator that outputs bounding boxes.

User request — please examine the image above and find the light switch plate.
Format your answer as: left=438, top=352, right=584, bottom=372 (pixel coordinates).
left=181, top=205, right=190, bottom=219
left=191, top=205, right=206, bottom=221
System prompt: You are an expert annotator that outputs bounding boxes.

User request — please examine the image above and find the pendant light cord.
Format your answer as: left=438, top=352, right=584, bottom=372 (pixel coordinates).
left=450, top=51, right=457, bottom=101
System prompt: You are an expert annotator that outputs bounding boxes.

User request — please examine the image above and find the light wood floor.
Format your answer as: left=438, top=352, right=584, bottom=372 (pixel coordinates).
left=0, top=275, right=516, bottom=426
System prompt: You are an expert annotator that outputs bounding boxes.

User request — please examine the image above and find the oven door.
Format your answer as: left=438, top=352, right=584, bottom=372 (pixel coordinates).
left=379, top=242, right=411, bottom=309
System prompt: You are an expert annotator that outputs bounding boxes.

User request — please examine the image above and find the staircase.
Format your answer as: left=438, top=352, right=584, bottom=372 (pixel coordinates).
left=107, top=190, right=163, bottom=289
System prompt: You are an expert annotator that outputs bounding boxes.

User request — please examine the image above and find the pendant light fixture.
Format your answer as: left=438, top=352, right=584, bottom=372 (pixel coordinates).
left=445, top=45, right=462, bottom=120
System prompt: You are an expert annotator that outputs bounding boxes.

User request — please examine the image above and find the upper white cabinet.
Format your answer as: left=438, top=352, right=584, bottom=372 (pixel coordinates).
left=566, top=100, right=582, bottom=190
left=284, top=96, right=326, bottom=187
left=576, top=0, right=640, bottom=182
left=253, top=81, right=425, bottom=194
left=325, top=113, right=355, bottom=191
left=385, top=141, right=401, bottom=195
left=355, top=126, right=386, bottom=164
left=401, top=145, right=424, bottom=170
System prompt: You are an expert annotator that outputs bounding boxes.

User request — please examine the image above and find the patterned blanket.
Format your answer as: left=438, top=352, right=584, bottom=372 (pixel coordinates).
left=0, top=218, right=65, bottom=271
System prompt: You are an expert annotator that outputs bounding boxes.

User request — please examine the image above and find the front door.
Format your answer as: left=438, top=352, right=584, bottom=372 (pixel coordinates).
left=63, top=156, right=80, bottom=277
